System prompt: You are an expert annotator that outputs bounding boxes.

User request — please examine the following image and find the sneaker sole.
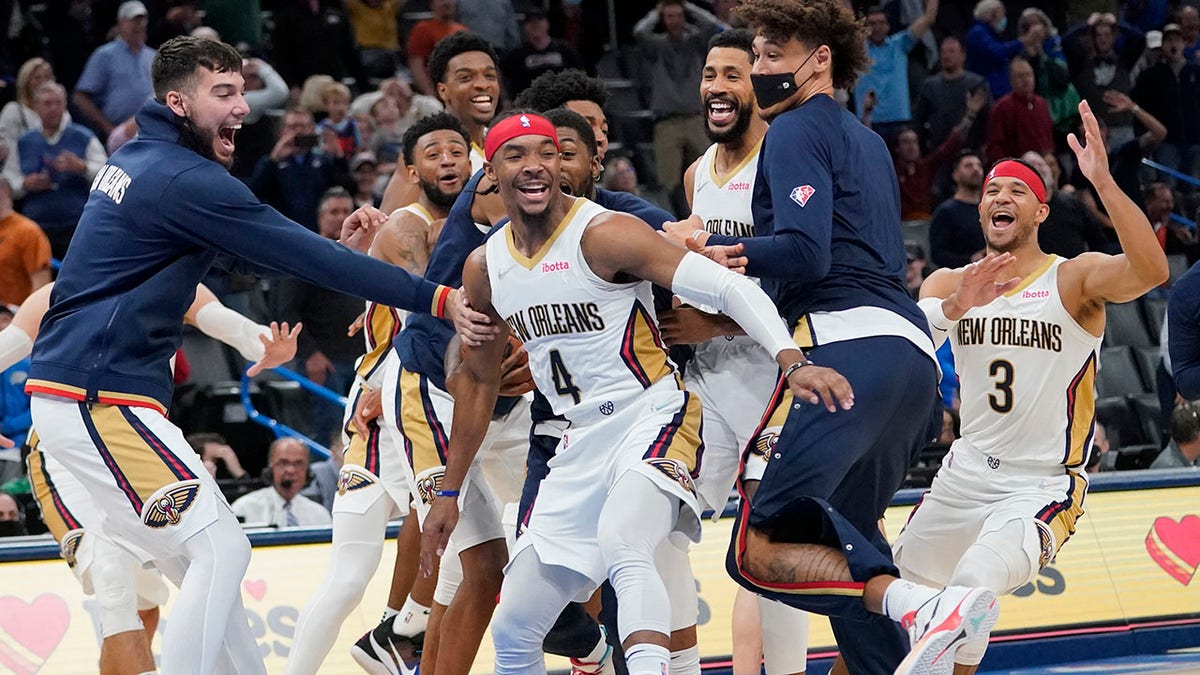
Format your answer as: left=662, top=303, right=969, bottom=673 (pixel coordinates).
left=350, top=640, right=400, bottom=675
left=894, top=588, right=999, bottom=675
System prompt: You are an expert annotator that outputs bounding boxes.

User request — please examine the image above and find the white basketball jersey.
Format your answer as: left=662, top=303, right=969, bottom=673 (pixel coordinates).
left=486, top=198, right=680, bottom=423
left=692, top=140, right=761, bottom=239
left=470, top=143, right=485, bottom=174
left=951, top=256, right=1102, bottom=470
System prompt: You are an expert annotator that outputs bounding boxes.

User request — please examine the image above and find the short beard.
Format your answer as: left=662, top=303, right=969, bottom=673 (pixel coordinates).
left=705, top=101, right=754, bottom=144
left=988, top=223, right=1034, bottom=253
left=422, top=180, right=460, bottom=210
left=177, top=117, right=232, bottom=169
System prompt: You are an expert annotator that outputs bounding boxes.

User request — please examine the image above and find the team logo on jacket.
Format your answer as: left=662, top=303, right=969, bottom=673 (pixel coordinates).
left=337, top=467, right=377, bottom=496
left=646, top=458, right=696, bottom=496
left=60, top=529, right=85, bottom=567
left=142, top=480, right=202, bottom=528
left=789, top=185, right=816, bottom=208
left=415, top=470, right=445, bottom=506
left=750, top=426, right=782, bottom=462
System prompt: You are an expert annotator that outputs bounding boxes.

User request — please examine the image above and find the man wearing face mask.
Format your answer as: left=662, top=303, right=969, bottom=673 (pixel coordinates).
left=0, top=491, right=25, bottom=536
left=668, top=2, right=995, bottom=674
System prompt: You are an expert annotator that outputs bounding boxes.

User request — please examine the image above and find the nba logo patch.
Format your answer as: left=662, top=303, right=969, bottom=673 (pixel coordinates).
left=337, top=467, right=376, bottom=495
left=143, top=480, right=202, bottom=528
left=790, top=185, right=816, bottom=207
left=519, top=114, right=531, bottom=127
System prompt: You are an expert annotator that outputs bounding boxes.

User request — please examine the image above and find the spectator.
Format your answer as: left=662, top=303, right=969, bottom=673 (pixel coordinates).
left=5, top=82, right=106, bottom=260
left=271, top=0, right=363, bottom=91
left=350, top=152, right=381, bottom=206
left=1144, top=182, right=1199, bottom=264
left=1067, top=91, right=1167, bottom=220
left=1072, top=13, right=1136, bottom=148
left=344, top=0, right=404, bottom=81
left=40, top=0, right=105, bottom=92
left=231, top=438, right=332, bottom=527
left=457, top=0, right=520, bottom=54
left=71, top=1, right=155, bottom=140
left=1133, top=24, right=1200, bottom=188
left=894, top=89, right=984, bottom=223
left=905, top=241, right=930, bottom=300
left=502, top=10, right=585, bottom=99
left=854, top=0, right=940, bottom=141
left=203, top=0, right=262, bottom=52
left=187, top=432, right=252, bottom=482
left=603, top=155, right=640, bottom=195
left=0, top=492, right=24, bottom=537
left=634, top=0, right=725, bottom=194
left=914, top=36, right=989, bottom=154
left=363, top=95, right=403, bottom=165
left=352, top=78, right=443, bottom=153
left=407, top=0, right=467, bottom=96
left=148, top=0, right=204, bottom=48
left=1021, top=150, right=1110, bottom=258
left=987, top=56, right=1055, bottom=161
left=247, top=107, right=350, bottom=233
left=277, top=188, right=365, bottom=445
left=929, top=150, right=988, bottom=268
left=1181, top=5, right=1200, bottom=63
left=1130, top=29, right=1164, bottom=84
left=0, top=180, right=51, bottom=305
left=967, top=0, right=1023, bottom=98
left=0, top=58, right=57, bottom=156
left=0, top=306, right=29, bottom=486
left=230, top=57, right=290, bottom=178
left=1150, top=400, right=1200, bottom=469
left=317, top=81, right=360, bottom=158
left=1018, top=7, right=1082, bottom=137
left=938, top=405, right=961, bottom=446
left=1126, top=1, right=1170, bottom=35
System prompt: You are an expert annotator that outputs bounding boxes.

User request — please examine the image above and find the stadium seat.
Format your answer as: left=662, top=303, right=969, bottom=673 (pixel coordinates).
left=180, top=327, right=239, bottom=387
left=1113, top=444, right=1162, bottom=471
left=1097, top=346, right=1148, bottom=398
left=1104, top=301, right=1153, bottom=348
left=1095, top=396, right=1146, bottom=447
left=1134, top=346, right=1163, bottom=395
left=1129, top=393, right=1164, bottom=448
left=1143, top=297, right=1168, bottom=344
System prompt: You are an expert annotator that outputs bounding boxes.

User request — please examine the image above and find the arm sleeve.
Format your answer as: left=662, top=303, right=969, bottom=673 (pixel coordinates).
left=160, top=167, right=448, bottom=316
left=0, top=326, right=33, bottom=373
left=1169, top=270, right=1200, bottom=399
left=707, top=117, right=833, bottom=282
left=193, top=302, right=270, bottom=362
left=671, top=252, right=797, bottom=358
left=917, top=296, right=953, bottom=347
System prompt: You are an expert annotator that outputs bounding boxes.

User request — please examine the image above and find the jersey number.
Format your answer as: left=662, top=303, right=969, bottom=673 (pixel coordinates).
left=988, top=359, right=1014, bottom=414
left=549, top=349, right=581, bottom=405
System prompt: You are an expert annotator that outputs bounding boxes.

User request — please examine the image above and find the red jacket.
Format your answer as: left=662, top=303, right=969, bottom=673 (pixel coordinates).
left=987, top=92, right=1054, bottom=162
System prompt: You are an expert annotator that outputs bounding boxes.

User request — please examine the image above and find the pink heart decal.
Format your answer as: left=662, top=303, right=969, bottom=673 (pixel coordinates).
left=243, top=579, right=267, bottom=601
left=1145, top=515, right=1200, bottom=585
left=0, top=594, right=71, bottom=674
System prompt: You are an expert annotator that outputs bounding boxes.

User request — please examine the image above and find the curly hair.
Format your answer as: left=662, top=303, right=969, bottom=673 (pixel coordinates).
left=402, top=111, right=470, bottom=165
left=735, top=0, right=869, bottom=91
left=513, top=69, right=609, bottom=111
left=428, top=31, right=499, bottom=87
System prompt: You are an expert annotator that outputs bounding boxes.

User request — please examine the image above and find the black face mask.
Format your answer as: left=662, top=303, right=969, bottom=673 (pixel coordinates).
left=750, top=47, right=819, bottom=111
left=0, top=520, right=26, bottom=537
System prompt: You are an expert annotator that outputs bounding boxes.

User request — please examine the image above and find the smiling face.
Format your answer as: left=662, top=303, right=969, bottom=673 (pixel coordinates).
left=409, top=129, right=471, bottom=209
left=487, top=134, right=563, bottom=223
left=751, top=33, right=824, bottom=122
left=563, top=100, right=609, bottom=162
left=702, top=46, right=756, bottom=144
left=166, top=66, right=249, bottom=168
left=555, top=125, right=600, bottom=198
left=979, top=176, right=1047, bottom=253
left=437, top=51, right=499, bottom=128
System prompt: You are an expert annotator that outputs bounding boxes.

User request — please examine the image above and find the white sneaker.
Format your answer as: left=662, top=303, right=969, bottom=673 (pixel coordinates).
left=894, top=586, right=999, bottom=675
left=569, top=625, right=615, bottom=675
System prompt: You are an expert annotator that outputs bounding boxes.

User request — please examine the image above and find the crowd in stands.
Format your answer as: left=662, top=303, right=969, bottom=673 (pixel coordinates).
left=1, top=0, right=1199, bottom=537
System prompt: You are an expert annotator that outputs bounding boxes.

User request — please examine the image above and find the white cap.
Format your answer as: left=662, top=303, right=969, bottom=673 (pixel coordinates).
left=117, top=1, right=148, bottom=21
left=1146, top=30, right=1163, bottom=49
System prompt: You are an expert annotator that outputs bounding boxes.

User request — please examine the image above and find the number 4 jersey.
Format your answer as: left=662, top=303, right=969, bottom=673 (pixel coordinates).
left=950, top=256, right=1102, bottom=470
left=486, top=197, right=682, bottom=425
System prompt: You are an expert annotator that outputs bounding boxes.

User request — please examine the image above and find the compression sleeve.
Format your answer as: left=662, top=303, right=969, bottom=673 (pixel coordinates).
left=670, top=252, right=797, bottom=359
left=160, top=165, right=452, bottom=318
left=918, top=296, right=955, bottom=348
left=0, top=326, right=33, bottom=373
left=193, top=302, right=270, bottom=362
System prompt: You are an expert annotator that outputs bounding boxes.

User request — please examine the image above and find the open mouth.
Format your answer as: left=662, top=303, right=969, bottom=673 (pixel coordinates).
left=217, top=124, right=240, bottom=152
left=517, top=181, right=550, bottom=201
left=438, top=171, right=461, bottom=189
left=471, top=94, right=495, bottom=114
left=707, top=98, right=736, bottom=126
left=990, top=212, right=1016, bottom=231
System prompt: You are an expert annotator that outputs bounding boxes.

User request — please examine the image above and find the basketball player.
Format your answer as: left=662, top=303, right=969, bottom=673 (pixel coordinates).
left=380, top=32, right=499, bottom=212
left=515, top=69, right=612, bottom=164
left=424, top=111, right=852, bottom=675
left=25, top=36, right=486, bottom=675
left=894, top=101, right=1168, bottom=673
left=660, top=3, right=991, bottom=673
left=287, top=112, right=474, bottom=675
left=5, top=282, right=297, bottom=675
left=662, top=28, right=811, bottom=675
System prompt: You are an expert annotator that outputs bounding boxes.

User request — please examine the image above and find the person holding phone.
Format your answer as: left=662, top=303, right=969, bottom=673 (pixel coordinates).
left=248, top=106, right=351, bottom=233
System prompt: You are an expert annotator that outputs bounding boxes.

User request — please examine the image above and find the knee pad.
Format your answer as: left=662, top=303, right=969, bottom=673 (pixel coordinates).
left=433, top=539, right=463, bottom=606
left=758, top=596, right=810, bottom=675
left=949, top=519, right=1039, bottom=595
left=89, top=538, right=144, bottom=637
left=655, top=532, right=698, bottom=631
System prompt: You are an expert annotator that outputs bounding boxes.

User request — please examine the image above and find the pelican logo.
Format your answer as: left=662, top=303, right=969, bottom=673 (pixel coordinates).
left=751, top=426, right=782, bottom=461
left=60, top=529, right=85, bottom=567
left=520, top=114, right=532, bottom=127
left=1035, top=520, right=1056, bottom=569
left=415, top=470, right=445, bottom=505
left=337, top=467, right=376, bottom=496
left=646, top=458, right=696, bottom=496
left=143, top=480, right=202, bottom=528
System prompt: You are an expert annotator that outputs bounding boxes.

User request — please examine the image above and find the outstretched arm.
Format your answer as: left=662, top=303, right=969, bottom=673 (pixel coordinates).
left=421, top=246, right=510, bottom=575
left=185, top=283, right=301, bottom=374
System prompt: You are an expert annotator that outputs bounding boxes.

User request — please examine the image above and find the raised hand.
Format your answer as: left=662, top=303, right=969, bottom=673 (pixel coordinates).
left=339, top=204, right=389, bottom=253
left=1067, top=99, right=1111, bottom=185
left=248, top=321, right=301, bottom=376
left=946, top=252, right=1022, bottom=317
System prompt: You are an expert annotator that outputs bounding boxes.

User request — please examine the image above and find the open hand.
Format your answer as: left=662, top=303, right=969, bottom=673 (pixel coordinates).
left=420, top=493, right=459, bottom=577
left=339, top=205, right=389, bottom=253
left=947, top=252, right=1022, bottom=316
left=1067, top=99, right=1111, bottom=183
left=448, top=288, right=498, bottom=347
left=248, top=321, right=301, bottom=376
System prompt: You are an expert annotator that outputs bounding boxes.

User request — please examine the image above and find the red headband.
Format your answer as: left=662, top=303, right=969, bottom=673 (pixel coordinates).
left=484, top=113, right=559, bottom=161
left=985, top=160, right=1046, bottom=203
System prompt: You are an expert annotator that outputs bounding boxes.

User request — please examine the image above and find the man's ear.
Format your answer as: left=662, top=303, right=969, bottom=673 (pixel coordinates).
left=484, top=160, right=496, bottom=183
left=164, top=90, right=188, bottom=118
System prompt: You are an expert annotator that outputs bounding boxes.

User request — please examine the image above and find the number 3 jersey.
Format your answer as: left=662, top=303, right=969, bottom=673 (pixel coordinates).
left=950, top=256, right=1102, bottom=470
left=486, top=197, right=681, bottom=424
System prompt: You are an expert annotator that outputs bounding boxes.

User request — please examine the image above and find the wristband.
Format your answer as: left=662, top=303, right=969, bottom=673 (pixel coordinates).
left=435, top=489, right=460, bottom=498
left=432, top=286, right=453, bottom=319
left=783, top=359, right=814, bottom=382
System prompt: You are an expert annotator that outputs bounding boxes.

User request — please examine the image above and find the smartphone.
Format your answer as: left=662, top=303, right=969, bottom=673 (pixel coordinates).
left=293, top=133, right=319, bottom=150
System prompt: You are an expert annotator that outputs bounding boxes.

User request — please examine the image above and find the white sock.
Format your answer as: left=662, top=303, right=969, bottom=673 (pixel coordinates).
left=392, top=597, right=431, bottom=637
left=625, top=643, right=670, bottom=675
left=881, top=579, right=940, bottom=623
left=381, top=606, right=400, bottom=622
left=572, top=634, right=610, bottom=671
left=669, top=645, right=700, bottom=675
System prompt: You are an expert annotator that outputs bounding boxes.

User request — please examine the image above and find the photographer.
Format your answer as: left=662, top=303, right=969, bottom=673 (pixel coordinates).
left=246, top=107, right=350, bottom=233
